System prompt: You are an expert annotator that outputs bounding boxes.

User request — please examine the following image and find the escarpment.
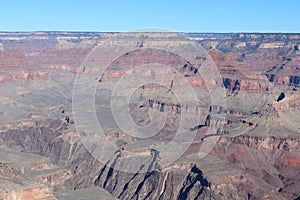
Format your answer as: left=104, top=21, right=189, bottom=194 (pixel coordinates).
left=0, top=32, right=299, bottom=199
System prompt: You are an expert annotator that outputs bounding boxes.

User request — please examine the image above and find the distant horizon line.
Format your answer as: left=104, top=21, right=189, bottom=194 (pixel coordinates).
left=0, top=31, right=299, bottom=34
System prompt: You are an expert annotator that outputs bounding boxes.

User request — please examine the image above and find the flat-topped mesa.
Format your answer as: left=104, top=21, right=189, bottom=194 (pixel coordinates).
left=222, top=77, right=271, bottom=93
left=137, top=98, right=212, bottom=114
left=130, top=98, right=229, bottom=134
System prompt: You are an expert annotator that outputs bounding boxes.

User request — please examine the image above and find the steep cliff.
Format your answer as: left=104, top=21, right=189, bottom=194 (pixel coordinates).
left=0, top=32, right=299, bottom=200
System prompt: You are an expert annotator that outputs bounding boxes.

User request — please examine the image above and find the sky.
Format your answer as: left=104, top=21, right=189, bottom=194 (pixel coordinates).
left=1, top=0, right=299, bottom=33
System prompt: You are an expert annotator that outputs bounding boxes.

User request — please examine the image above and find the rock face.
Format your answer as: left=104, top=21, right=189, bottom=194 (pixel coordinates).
left=0, top=32, right=299, bottom=200
left=0, top=162, right=56, bottom=200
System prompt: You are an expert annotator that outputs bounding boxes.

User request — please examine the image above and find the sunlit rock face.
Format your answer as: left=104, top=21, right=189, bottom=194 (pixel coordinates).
left=0, top=32, right=299, bottom=200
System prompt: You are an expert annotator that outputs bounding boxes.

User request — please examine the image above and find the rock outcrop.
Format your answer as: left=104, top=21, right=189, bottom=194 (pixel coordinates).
left=0, top=32, right=299, bottom=199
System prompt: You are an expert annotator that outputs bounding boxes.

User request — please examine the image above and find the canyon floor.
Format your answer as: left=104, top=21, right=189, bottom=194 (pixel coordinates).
left=0, top=32, right=299, bottom=200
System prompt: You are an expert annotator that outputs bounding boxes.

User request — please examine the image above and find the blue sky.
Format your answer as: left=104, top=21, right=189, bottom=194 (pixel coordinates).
left=1, top=0, right=299, bottom=32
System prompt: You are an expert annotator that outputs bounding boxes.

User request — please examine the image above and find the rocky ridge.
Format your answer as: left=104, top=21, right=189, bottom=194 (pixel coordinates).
left=0, top=32, right=299, bottom=199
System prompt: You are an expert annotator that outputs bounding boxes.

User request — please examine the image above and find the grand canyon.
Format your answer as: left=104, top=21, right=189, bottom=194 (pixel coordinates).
left=0, top=32, right=299, bottom=200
